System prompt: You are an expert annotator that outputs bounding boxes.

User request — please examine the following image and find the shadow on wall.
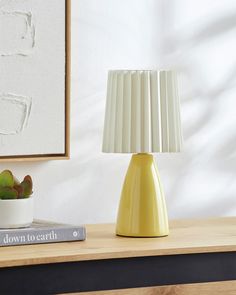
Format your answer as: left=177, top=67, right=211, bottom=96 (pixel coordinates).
left=157, top=0, right=236, bottom=218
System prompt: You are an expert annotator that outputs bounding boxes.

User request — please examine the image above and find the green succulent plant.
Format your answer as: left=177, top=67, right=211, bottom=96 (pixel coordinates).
left=0, top=170, right=33, bottom=200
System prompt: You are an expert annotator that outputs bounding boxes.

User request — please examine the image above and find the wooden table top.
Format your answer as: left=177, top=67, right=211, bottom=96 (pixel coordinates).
left=0, top=217, right=236, bottom=268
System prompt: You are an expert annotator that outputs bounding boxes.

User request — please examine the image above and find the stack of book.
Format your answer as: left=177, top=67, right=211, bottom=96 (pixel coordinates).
left=0, top=220, right=86, bottom=246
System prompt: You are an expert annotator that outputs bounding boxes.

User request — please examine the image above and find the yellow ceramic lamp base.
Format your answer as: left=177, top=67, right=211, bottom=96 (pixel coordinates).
left=116, top=153, right=169, bottom=237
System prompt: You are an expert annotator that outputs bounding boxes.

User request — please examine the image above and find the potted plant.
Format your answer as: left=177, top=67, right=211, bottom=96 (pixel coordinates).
left=0, top=170, right=33, bottom=228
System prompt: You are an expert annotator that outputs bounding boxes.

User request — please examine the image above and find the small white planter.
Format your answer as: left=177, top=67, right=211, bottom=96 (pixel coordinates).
left=0, top=197, right=34, bottom=229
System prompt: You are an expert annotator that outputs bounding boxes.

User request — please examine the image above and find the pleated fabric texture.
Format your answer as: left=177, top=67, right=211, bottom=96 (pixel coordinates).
left=102, top=70, right=183, bottom=153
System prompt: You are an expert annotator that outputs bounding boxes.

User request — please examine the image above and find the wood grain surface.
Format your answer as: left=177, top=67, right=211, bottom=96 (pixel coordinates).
left=75, top=281, right=236, bottom=295
left=0, top=217, right=236, bottom=268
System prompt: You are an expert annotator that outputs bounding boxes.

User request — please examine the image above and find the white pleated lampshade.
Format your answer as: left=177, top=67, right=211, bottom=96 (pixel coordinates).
left=102, top=70, right=183, bottom=153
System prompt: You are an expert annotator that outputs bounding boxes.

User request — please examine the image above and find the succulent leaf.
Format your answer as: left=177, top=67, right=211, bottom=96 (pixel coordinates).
left=24, top=175, right=32, bottom=184
left=19, top=175, right=33, bottom=198
left=0, top=170, right=14, bottom=188
left=0, top=187, right=18, bottom=200
left=13, top=185, right=23, bottom=198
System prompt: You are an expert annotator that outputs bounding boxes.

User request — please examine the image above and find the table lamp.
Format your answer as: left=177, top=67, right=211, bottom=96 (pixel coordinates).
left=102, top=70, right=183, bottom=237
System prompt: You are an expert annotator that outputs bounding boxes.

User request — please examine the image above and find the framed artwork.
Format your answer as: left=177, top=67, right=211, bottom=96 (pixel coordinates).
left=0, top=0, right=70, bottom=161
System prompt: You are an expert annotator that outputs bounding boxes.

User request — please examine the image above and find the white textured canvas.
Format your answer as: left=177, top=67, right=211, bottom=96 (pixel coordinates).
left=0, top=0, right=66, bottom=156
left=103, top=70, right=183, bottom=153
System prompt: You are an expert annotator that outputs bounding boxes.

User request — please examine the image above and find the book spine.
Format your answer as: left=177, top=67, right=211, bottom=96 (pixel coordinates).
left=0, top=227, right=86, bottom=246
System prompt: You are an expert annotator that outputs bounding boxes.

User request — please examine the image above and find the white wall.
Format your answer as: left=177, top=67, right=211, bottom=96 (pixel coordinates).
left=1, top=0, right=236, bottom=224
